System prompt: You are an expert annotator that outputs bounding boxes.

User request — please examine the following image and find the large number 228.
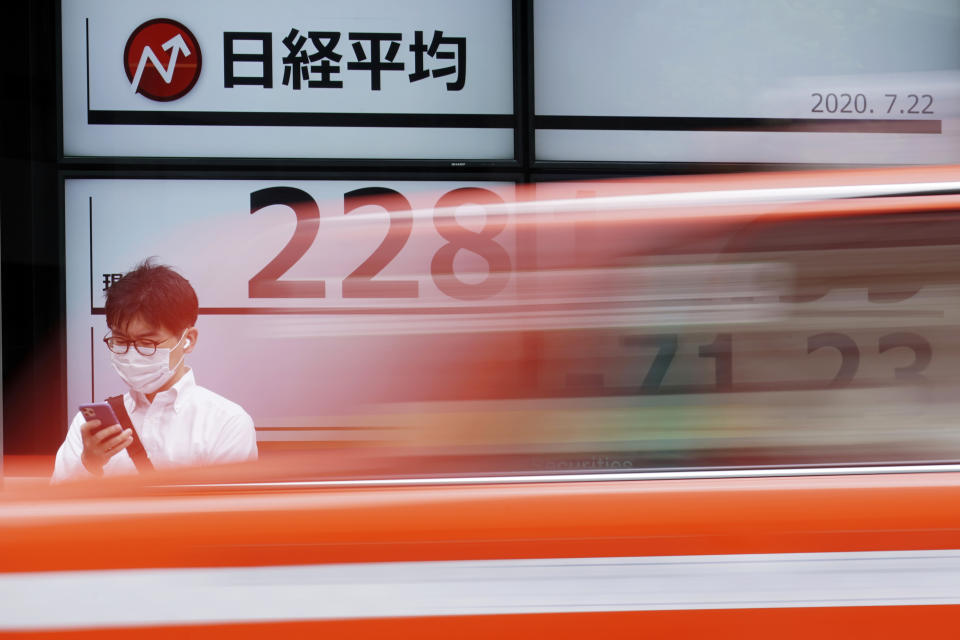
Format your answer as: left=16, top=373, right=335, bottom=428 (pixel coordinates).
left=248, top=186, right=511, bottom=301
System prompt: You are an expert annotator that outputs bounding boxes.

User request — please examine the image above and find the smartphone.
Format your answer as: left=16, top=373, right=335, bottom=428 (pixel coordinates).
left=78, top=402, right=119, bottom=434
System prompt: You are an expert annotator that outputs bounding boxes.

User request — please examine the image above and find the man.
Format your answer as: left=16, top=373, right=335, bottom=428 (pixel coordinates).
left=53, top=260, right=257, bottom=482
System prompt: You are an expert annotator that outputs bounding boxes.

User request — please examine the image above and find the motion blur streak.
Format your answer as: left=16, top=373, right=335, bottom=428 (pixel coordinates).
left=3, top=551, right=960, bottom=629
left=3, top=471, right=960, bottom=636
left=262, top=166, right=960, bottom=474
left=2, top=607, right=960, bottom=640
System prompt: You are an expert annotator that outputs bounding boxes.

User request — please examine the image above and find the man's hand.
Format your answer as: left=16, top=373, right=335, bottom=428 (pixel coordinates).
left=80, top=419, right=133, bottom=476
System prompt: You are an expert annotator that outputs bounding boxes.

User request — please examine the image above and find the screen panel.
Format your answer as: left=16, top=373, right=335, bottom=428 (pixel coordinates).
left=64, top=173, right=960, bottom=474
left=534, top=0, right=960, bottom=165
left=61, top=0, right=515, bottom=160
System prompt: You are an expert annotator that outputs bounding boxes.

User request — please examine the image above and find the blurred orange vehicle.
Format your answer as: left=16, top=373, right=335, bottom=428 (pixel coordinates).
left=2, top=462, right=960, bottom=638
left=6, top=165, right=960, bottom=637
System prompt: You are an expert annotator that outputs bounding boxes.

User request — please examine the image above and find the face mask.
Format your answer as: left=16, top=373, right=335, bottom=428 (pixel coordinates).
left=110, top=332, right=187, bottom=394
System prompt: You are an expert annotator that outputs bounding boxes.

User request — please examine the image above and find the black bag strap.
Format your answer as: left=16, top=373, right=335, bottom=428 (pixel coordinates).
left=106, top=395, right=154, bottom=472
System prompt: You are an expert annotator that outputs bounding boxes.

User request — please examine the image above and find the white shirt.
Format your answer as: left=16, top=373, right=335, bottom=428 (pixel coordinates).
left=52, top=369, right=257, bottom=483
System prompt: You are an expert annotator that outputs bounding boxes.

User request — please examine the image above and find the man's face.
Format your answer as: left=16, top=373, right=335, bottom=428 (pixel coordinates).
left=109, top=315, right=195, bottom=370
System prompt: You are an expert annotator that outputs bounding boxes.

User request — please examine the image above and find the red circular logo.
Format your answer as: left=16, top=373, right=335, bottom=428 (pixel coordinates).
left=124, top=18, right=202, bottom=102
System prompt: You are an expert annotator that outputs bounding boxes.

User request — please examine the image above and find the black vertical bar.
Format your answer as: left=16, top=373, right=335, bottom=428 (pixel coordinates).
left=88, top=196, right=93, bottom=312
left=519, top=0, right=534, bottom=178
left=512, top=0, right=527, bottom=171
left=85, top=18, right=90, bottom=113
left=54, top=0, right=65, bottom=161
left=90, top=326, right=95, bottom=402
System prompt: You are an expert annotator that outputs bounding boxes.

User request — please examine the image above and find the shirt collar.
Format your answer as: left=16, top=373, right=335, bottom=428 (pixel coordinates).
left=130, top=368, right=195, bottom=413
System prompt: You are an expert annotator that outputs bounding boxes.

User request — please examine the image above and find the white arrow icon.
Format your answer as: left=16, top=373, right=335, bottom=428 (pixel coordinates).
left=130, top=34, right=192, bottom=94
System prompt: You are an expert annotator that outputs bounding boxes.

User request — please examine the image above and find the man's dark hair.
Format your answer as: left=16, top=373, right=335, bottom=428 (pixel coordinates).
left=105, top=259, right=198, bottom=334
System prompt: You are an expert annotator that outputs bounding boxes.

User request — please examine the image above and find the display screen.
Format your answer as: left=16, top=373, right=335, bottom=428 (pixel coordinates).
left=65, top=172, right=960, bottom=473
left=534, top=0, right=960, bottom=164
left=61, top=0, right=515, bottom=160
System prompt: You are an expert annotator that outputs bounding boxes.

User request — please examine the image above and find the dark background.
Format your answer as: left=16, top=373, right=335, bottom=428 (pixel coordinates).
left=2, top=0, right=61, bottom=456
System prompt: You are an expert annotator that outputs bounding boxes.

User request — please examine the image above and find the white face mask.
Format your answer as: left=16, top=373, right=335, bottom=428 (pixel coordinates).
left=110, top=332, right=187, bottom=394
